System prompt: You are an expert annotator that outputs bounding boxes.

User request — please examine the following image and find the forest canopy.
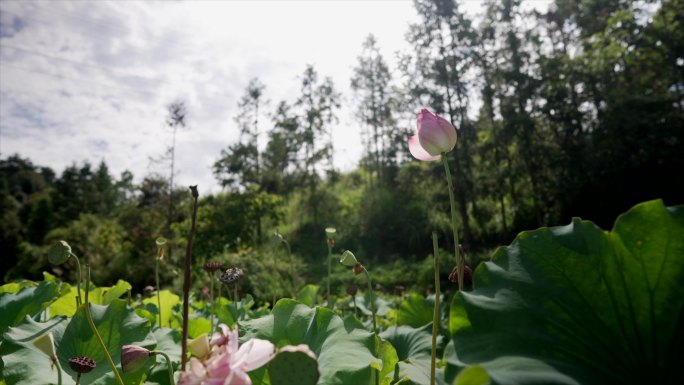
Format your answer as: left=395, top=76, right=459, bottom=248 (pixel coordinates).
left=1, top=0, right=682, bottom=296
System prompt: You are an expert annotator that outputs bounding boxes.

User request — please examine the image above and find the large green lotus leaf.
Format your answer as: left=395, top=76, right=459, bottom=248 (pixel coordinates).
left=379, top=324, right=445, bottom=385
left=0, top=281, right=37, bottom=295
left=445, top=200, right=684, bottom=385
left=372, top=336, right=399, bottom=385
left=396, top=294, right=438, bottom=328
left=2, top=300, right=156, bottom=385
left=241, top=299, right=380, bottom=385
left=296, top=284, right=320, bottom=307
left=0, top=281, right=58, bottom=340
left=143, top=290, right=181, bottom=328
left=353, top=292, right=392, bottom=317
left=49, top=280, right=133, bottom=318
left=145, top=327, right=182, bottom=385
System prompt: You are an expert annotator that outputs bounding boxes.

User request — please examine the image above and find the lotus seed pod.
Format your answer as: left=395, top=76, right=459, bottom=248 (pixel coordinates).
left=219, top=267, right=244, bottom=285
left=48, top=240, right=72, bottom=265
left=203, top=261, right=223, bottom=273
left=339, top=250, right=358, bottom=267
left=268, top=344, right=319, bottom=385
left=68, top=356, right=96, bottom=374
left=325, top=227, right=336, bottom=239
left=155, top=237, right=167, bottom=247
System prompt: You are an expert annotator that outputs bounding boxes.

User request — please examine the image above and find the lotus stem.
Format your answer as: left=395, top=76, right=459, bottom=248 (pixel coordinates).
left=54, top=357, right=63, bottom=385
left=75, top=372, right=80, bottom=385
left=153, top=351, right=175, bottom=385
left=442, top=154, right=463, bottom=291
left=156, top=256, right=162, bottom=327
left=327, top=242, right=333, bottom=307
left=283, top=238, right=295, bottom=297
left=210, top=272, right=215, bottom=331
left=362, top=267, right=377, bottom=334
left=70, top=253, right=83, bottom=306
left=430, top=232, right=440, bottom=385
left=83, top=264, right=125, bottom=385
left=181, top=185, right=200, bottom=371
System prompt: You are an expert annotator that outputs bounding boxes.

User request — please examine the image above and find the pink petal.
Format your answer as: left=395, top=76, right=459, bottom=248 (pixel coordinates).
left=232, top=339, right=276, bottom=371
left=226, top=369, right=252, bottom=385
left=408, top=135, right=441, bottom=161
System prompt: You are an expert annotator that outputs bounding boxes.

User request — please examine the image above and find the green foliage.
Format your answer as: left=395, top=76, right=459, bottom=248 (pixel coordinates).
left=0, top=281, right=57, bottom=341
left=268, top=347, right=320, bottom=385
left=242, top=299, right=380, bottom=385
left=379, top=324, right=445, bottom=385
left=444, top=200, right=684, bottom=385
left=1, top=300, right=155, bottom=385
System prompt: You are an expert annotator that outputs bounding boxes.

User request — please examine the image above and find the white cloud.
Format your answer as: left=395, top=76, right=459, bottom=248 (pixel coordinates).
left=1, top=0, right=549, bottom=194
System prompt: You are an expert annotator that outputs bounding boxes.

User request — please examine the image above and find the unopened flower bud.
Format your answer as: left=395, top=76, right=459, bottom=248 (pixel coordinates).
left=121, top=345, right=152, bottom=373
left=346, top=284, right=358, bottom=296
left=219, top=267, right=244, bottom=285
left=339, top=250, right=358, bottom=267
left=408, top=109, right=457, bottom=161
left=48, top=241, right=72, bottom=265
left=69, top=356, right=96, bottom=373
left=352, top=262, right=365, bottom=276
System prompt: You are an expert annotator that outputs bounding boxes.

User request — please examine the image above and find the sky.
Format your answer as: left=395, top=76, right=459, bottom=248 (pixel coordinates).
left=0, top=0, right=549, bottom=194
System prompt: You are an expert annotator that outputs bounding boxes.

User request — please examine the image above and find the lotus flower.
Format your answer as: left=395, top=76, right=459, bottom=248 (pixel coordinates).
left=408, top=109, right=457, bottom=161
left=178, top=324, right=275, bottom=385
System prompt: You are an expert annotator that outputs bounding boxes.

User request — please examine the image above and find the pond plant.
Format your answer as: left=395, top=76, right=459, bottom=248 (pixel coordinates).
left=0, top=114, right=682, bottom=385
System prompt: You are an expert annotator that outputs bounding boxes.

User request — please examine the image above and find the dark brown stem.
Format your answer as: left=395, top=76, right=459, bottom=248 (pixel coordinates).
left=181, top=185, right=199, bottom=371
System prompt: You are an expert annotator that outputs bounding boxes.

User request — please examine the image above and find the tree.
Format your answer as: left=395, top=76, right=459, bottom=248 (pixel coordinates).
left=351, top=34, right=396, bottom=185
left=403, top=0, right=480, bottom=247
left=214, top=78, right=267, bottom=190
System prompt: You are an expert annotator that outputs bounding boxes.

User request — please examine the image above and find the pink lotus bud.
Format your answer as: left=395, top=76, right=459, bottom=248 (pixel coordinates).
left=408, top=109, right=457, bottom=161
left=121, top=345, right=152, bottom=373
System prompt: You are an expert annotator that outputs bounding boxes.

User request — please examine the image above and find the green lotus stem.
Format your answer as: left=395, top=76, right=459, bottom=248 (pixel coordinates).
left=70, top=252, right=83, bottom=306
left=362, top=267, right=377, bottom=334
left=83, top=264, right=125, bottom=385
left=352, top=295, right=359, bottom=318
left=327, top=242, right=333, bottom=307
left=75, top=372, right=81, bottom=385
left=156, top=256, right=162, bottom=327
left=283, top=238, right=295, bottom=297
left=210, top=272, right=215, bottom=331
left=430, top=232, right=440, bottom=385
left=442, top=153, right=463, bottom=291
left=181, top=185, right=200, bottom=371
left=54, top=357, right=63, bottom=385
left=153, top=351, right=175, bottom=385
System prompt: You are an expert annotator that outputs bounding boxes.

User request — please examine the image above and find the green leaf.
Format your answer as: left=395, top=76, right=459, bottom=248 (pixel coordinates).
left=445, top=200, right=684, bottom=385
left=241, top=299, right=380, bottom=385
left=379, top=323, right=445, bottom=385
left=49, top=286, right=81, bottom=318
left=397, top=293, right=435, bottom=327
left=142, top=290, right=181, bottom=328
left=296, top=284, right=320, bottom=307
left=0, top=281, right=57, bottom=340
left=146, top=327, right=182, bottom=385
left=2, top=300, right=155, bottom=385
left=373, top=336, right=399, bottom=385
left=455, top=365, right=490, bottom=385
